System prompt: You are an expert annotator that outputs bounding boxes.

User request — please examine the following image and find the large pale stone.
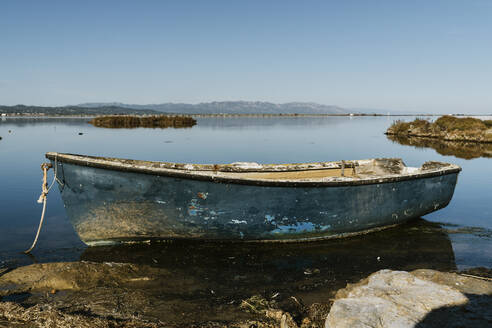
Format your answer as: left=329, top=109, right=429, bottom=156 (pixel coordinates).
left=325, top=269, right=475, bottom=328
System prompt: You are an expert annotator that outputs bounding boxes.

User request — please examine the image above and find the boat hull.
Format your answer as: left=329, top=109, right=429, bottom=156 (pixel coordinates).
left=50, top=160, right=459, bottom=245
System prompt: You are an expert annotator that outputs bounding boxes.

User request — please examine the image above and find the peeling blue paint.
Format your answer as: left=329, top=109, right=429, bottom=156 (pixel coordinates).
left=272, top=222, right=315, bottom=234
left=271, top=222, right=332, bottom=234
left=265, top=214, right=276, bottom=224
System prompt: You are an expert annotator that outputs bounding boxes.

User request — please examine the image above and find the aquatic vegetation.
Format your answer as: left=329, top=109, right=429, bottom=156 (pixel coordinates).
left=386, top=116, right=492, bottom=143
left=387, top=134, right=492, bottom=159
left=434, top=115, right=490, bottom=132
left=89, top=115, right=197, bottom=129
left=389, top=118, right=432, bottom=135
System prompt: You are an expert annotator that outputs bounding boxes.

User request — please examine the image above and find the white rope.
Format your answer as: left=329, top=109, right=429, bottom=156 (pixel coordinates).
left=24, top=162, right=54, bottom=254
left=24, top=196, right=47, bottom=254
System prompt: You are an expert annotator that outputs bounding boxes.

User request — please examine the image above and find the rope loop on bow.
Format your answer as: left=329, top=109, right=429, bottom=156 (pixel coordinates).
left=24, top=162, right=54, bottom=254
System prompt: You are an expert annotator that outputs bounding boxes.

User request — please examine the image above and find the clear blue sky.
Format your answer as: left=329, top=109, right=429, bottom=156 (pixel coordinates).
left=1, top=0, right=491, bottom=113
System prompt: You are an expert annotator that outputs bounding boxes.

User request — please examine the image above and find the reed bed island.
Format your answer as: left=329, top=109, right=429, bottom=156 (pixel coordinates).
left=385, top=116, right=492, bottom=159
left=89, top=115, right=197, bottom=129
left=386, top=116, right=492, bottom=143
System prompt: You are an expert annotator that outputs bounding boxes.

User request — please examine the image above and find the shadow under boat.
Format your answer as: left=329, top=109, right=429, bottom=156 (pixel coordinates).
left=81, top=218, right=456, bottom=306
left=387, top=134, right=492, bottom=160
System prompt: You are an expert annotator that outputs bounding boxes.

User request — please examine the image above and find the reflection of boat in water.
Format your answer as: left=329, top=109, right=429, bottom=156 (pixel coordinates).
left=81, top=219, right=456, bottom=309
left=46, top=152, right=460, bottom=245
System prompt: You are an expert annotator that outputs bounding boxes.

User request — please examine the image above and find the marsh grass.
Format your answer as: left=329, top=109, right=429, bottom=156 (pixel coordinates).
left=89, top=115, right=197, bottom=129
left=387, top=116, right=492, bottom=143
left=434, top=116, right=489, bottom=132
left=388, top=118, right=432, bottom=134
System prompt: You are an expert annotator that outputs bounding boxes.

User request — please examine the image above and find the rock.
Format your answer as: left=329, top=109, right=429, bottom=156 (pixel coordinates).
left=0, top=262, right=163, bottom=293
left=325, top=269, right=492, bottom=328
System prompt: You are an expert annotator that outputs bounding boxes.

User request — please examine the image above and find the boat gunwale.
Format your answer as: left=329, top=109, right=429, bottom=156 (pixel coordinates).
left=46, top=152, right=461, bottom=188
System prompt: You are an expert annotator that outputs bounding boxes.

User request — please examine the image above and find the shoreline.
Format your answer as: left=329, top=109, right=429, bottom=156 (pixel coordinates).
left=2, top=113, right=492, bottom=119
left=386, top=132, right=492, bottom=144
left=386, top=134, right=492, bottom=159
left=1, top=262, right=490, bottom=327
left=386, top=116, right=492, bottom=144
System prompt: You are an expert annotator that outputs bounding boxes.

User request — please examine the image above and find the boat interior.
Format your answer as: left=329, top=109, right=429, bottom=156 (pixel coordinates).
left=235, top=168, right=359, bottom=180
left=46, top=152, right=454, bottom=181
left=46, top=152, right=459, bottom=183
left=216, top=158, right=411, bottom=180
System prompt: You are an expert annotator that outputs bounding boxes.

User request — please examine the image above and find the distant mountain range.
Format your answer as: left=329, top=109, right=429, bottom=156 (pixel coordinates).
left=0, top=101, right=398, bottom=116
left=75, top=101, right=350, bottom=115
left=0, top=105, right=160, bottom=116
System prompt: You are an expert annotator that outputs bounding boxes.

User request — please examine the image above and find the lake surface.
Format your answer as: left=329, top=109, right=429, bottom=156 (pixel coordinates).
left=0, top=116, right=490, bottom=271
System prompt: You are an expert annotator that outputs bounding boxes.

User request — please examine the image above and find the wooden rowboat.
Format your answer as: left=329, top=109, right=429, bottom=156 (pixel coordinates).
left=46, top=152, right=461, bottom=246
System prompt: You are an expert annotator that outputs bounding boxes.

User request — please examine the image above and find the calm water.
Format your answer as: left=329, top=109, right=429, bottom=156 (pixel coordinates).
left=0, top=116, right=490, bottom=270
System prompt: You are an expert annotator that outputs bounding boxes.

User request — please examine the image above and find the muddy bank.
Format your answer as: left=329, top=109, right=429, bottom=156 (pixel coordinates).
left=0, top=261, right=303, bottom=327
left=387, top=134, right=492, bottom=159
left=0, top=220, right=464, bottom=327
left=1, top=263, right=491, bottom=328
left=386, top=116, right=492, bottom=143
left=89, top=115, right=196, bottom=129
